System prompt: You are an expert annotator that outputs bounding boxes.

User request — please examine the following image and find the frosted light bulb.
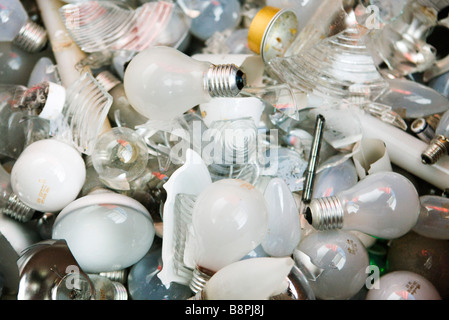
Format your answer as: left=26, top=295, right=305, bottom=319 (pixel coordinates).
left=421, top=109, right=449, bottom=164
left=294, top=230, right=370, bottom=300
left=413, top=195, right=449, bottom=239
left=305, top=171, right=421, bottom=239
left=261, top=178, right=301, bottom=257
left=189, top=179, right=269, bottom=293
left=10, top=138, right=86, bottom=213
left=198, top=257, right=294, bottom=300
left=52, top=191, right=155, bottom=273
left=366, top=271, right=441, bottom=300
left=123, top=46, right=247, bottom=121
left=0, top=0, right=47, bottom=53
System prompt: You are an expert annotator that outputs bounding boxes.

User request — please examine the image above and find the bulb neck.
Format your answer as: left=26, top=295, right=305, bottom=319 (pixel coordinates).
left=99, top=269, right=128, bottom=284
left=13, top=19, right=47, bottom=53
left=189, top=266, right=214, bottom=294
left=305, top=196, right=344, bottom=231
left=205, top=64, right=247, bottom=98
left=421, top=135, right=449, bottom=165
left=2, top=192, right=36, bottom=223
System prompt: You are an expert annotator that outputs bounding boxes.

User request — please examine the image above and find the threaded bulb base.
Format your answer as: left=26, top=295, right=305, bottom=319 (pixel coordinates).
left=305, top=196, right=344, bottom=231
left=99, top=269, right=128, bottom=284
left=3, top=193, right=35, bottom=223
left=95, top=71, right=121, bottom=92
left=111, top=281, right=128, bottom=300
left=189, top=266, right=213, bottom=294
left=13, top=20, right=47, bottom=53
left=421, top=135, right=449, bottom=165
left=206, top=64, right=246, bottom=97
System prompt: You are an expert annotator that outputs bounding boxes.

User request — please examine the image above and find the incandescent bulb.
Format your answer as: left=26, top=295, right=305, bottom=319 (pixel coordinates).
left=123, top=46, right=247, bottom=121
left=413, top=195, right=449, bottom=239
left=0, top=0, right=47, bottom=53
left=305, top=171, right=421, bottom=240
left=366, top=271, right=441, bottom=300
left=52, top=191, right=155, bottom=273
left=421, top=108, right=449, bottom=164
left=189, top=179, right=269, bottom=293
left=10, top=138, right=86, bottom=213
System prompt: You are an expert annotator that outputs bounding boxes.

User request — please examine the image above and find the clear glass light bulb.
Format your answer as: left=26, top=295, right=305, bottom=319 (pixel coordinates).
left=10, top=138, right=86, bottom=213
left=52, top=191, right=155, bottom=273
left=87, top=274, right=128, bottom=300
left=189, top=179, right=269, bottom=293
left=261, top=178, right=301, bottom=257
left=294, top=230, right=370, bottom=300
left=366, top=271, right=441, bottom=300
left=198, top=257, right=294, bottom=300
left=421, top=108, right=449, bottom=164
left=413, top=195, right=449, bottom=240
left=305, top=171, right=421, bottom=239
left=0, top=0, right=47, bottom=52
left=123, top=46, right=247, bottom=121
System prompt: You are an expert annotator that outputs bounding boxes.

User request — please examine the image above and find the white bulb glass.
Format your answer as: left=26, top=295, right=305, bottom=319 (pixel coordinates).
left=366, top=271, right=441, bottom=300
left=191, top=179, right=269, bottom=273
left=52, top=192, right=155, bottom=273
left=306, top=172, right=421, bottom=239
left=10, top=138, right=86, bottom=213
left=261, top=178, right=301, bottom=257
left=413, top=195, right=449, bottom=240
left=202, top=257, right=294, bottom=300
left=294, top=230, right=369, bottom=300
left=0, top=0, right=28, bottom=42
left=123, top=46, right=246, bottom=121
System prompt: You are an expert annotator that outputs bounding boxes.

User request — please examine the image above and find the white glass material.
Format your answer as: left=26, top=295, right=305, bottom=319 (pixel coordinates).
left=261, top=178, right=300, bottom=257
left=366, top=271, right=441, bottom=300
left=191, top=179, right=269, bottom=273
left=124, top=46, right=246, bottom=121
left=306, top=171, right=421, bottom=239
left=91, top=127, right=149, bottom=191
left=10, top=138, right=86, bottom=213
left=27, top=57, right=60, bottom=88
left=294, top=230, right=369, bottom=300
left=52, top=191, right=155, bottom=273
left=413, top=195, right=449, bottom=240
left=201, top=257, right=294, bottom=300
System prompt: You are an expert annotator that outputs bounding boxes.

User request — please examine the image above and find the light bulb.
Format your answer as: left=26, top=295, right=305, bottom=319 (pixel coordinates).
left=10, top=138, right=86, bottom=213
left=196, top=257, right=294, bottom=300
left=189, top=179, right=269, bottom=293
left=366, top=271, right=441, bottom=300
left=27, top=57, right=60, bottom=88
left=261, top=178, right=301, bottom=257
left=413, top=195, right=449, bottom=239
left=294, top=230, right=370, bottom=300
left=123, top=46, right=247, bottom=121
left=91, top=126, right=149, bottom=191
left=52, top=190, right=155, bottom=274
left=0, top=0, right=47, bottom=53
left=421, top=109, right=449, bottom=164
left=87, top=274, right=128, bottom=300
left=304, top=171, right=421, bottom=239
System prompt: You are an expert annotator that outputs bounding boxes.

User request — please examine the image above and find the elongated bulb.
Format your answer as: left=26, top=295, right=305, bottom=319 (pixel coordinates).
left=189, top=179, right=269, bottom=292
left=305, top=172, right=420, bottom=239
left=123, top=46, right=247, bottom=121
left=421, top=109, right=449, bottom=165
left=200, top=257, right=294, bottom=300
left=0, top=0, right=47, bottom=52
left=366, top=271, right=441, bottom=300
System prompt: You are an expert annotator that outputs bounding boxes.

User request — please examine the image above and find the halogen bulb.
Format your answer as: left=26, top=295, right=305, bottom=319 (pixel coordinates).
left=10, top=138, right=86, bottom=213
left=123, top=46, right=246, bottom=121
left=366, top=271, right=441, bottom=300
left=305, top=171, right=420, bottom=239
left=190, top=179, right=269, bottom=292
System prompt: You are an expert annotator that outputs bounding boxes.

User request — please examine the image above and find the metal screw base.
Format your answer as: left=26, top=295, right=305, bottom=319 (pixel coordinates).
left=421, top=135, right=449, bottom=165
left=305, top=196, right=344, bottom=231
left=13, top=20, right=47, bottom=53
left=206, top=64, right=247, bottom=97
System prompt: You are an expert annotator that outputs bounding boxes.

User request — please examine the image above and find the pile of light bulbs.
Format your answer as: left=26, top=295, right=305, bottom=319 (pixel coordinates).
left=0, top=0, right=448, bottom=302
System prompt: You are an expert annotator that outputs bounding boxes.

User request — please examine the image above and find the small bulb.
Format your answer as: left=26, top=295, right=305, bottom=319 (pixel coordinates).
left=421, top=109, right=449, bottom=164
left=52, top=191, right=155, bottom=273
left=124, top=46, right=247, bottom=121
left=10, top=138, right=86, bottom=213
left=189, top=179, right=269, bottom=293
left=366, top=271, right=441, bottom=300
left=305, top=172, right=421, bottom=239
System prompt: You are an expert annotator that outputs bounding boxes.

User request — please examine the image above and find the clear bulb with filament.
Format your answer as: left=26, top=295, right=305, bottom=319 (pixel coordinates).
left=189, top=179, right=269, bottom=294
left=421, top=108, right=449, bottom=164
left=305, top=171, right=421, bottom=239
left=0, top=0, right=47, bottom=53
left=123, top=46, right=247, bottom=121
